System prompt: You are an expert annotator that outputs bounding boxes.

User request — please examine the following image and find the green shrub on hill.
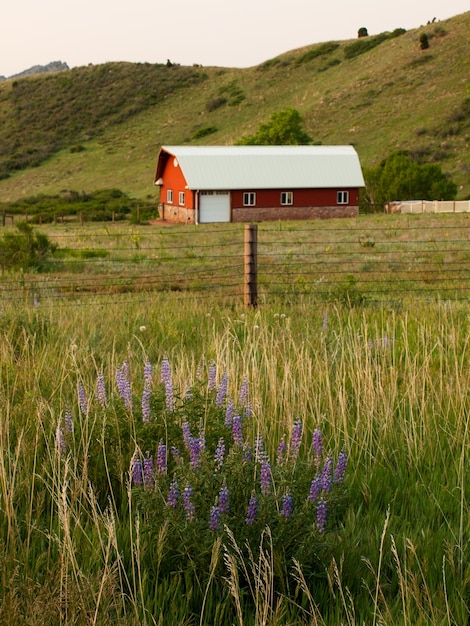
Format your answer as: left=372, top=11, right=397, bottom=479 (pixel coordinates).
left=237, top=107, right=312, bottom=145
left=295, top=42, right=340, bottom=65
left=344, top=28, right=406, bottom=59
left=5, top=189, right=157, bottom=223
left=0, top=222, right=58, bottom=270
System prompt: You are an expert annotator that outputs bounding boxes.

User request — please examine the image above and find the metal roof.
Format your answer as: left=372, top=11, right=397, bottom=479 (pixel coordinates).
left=156, top=145, right=365, bottom=190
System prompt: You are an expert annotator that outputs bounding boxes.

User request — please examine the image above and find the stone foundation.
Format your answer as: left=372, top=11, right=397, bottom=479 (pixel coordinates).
left=232, top=205, right=358, bottom=222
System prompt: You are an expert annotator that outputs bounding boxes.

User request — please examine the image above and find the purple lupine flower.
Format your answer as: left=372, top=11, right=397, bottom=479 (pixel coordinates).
left=160, top=356, right=174, bottom=412
left=232, top=414, right=243, bottom=446
left=245, top=493, right=258, bottom=525
left=167, top=479, right=179, bottom=507
left=254, top=434, right=265, bottom=463
left=225, top=399, right=235, bottom=428
left=216, top=370, right=229, bottom=408
left=214, top=438, right=225, bottom=471
left=196, top=360, right=204, bottom=381
left=131, top=455, right=143, bottom=486
left=312, top=428, right=323, bottom=467
left=183, top=483, right=195, bottom=520
left=281, top=491, right=293, bottom=518
left=209, top=505, right=221, bottom=531
left=316, top=497, right=328, bottom=532
left=142, top=361, right=152, bottom=422
left=33, top=294, right=39, bottom=308
left=78, top=382, right=88, bottom=415
left=184, top=386, right=193, bottom=401
left=260, top=459, right=271, bottom=495
left=182, top=421, right=191, bottom=450
left=171, top=445, right=182, bottom=464
left=116, top=361, right=132, bottom=410
left=308, top=475, right=322, bottom=502
left=208, top=362, right=217, bottom=391
left=157, top=440, right=167, bottom=474
left=218, top=483, right=230, bottom=515
left=333, top=447, right=348, bottom=484
left=321, top=456, right=333, bottom=493
left=276, top=437, right=287, bottom=466
left=243, top=443, right=252, bottom=463
left=143, top=453, right=154, bottom=489
left=198, top=426, right=206, bottom=454
left=290, top=418, right=303, bottom=462
left=244, top=400, right=253, bottom=419
left=189, top=437, right=201, bottom=470
left=239, top=376, right=249, bottom=407
left=141, top=389, right=151, bottom=422
left=56, top=424, right=66, bottom=456
left=322, top=312, right=328, bottom=331
left=64, top=408, right=73, bottom=434
left=96, top=372, right=107, bottom=409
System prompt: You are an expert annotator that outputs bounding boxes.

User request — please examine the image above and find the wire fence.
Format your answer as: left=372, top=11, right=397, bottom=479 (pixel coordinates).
left=2, top=216, right=470, bottom=308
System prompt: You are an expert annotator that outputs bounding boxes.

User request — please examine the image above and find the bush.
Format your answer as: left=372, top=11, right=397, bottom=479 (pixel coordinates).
left=206, top=97, right=227, bottom=112
left=0, top=222, right=58, bottom=271
left=192, top=126, right=218, bottom=139
left=419, top=33, right=430, bottom=50
left=296, top=42, right=340, bottom=65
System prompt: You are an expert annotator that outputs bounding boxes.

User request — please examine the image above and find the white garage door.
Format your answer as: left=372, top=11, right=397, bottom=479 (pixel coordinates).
left=199, top=191, right=231, bottom=223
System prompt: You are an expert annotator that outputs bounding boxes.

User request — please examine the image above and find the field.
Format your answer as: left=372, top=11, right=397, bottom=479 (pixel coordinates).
left=0, top=215, right=469, bottom=624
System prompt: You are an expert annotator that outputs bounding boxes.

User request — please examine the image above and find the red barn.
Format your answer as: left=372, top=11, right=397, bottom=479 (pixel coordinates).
left=154, top=145, right=364, bottom=223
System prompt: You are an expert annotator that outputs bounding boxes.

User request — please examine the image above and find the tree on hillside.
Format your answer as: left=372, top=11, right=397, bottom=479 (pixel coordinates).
left=362, top=151, right=457, bottom=210
left=237, top=108, right=312, bottom=145
left=358, top=27, right=369, bottom=38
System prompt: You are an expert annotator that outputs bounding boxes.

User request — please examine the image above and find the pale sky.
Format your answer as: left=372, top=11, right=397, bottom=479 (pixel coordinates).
left=1, top=1, right=468, bottom=77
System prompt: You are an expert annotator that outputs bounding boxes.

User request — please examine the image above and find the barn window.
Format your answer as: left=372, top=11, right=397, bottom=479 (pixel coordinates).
left=179, top=191, right=185, bottom=206
left=337, top=191, right=349, bottom=204
left=243, top=192, right=256, bottom=206
left=167, top=189, right=173, bottom=204
left=281, top=191, right=293, bottom=205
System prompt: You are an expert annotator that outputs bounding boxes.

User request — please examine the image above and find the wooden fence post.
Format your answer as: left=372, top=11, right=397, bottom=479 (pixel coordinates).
left=244, top=223, right=258, bottom=308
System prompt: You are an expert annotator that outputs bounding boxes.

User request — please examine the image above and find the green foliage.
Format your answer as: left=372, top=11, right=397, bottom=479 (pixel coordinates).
left=344, top=28, right=406, bottom=59
left=0, top=63, right=207, bottom=178
left=0, top=221, right=58, bottom=270
left=192, top=125, right=218, bottom=139
left=205, top=96, right=227, bottom=112
left=296, top=42, right=340, bottom=65
left=362, top=151, right=457, bottom=209
left=237, top=107, right=312, bottom=145
left=4, top=188, right=156, bottom=223
left=358, top=27, right=369, bottom=38
left=420, top=33, right=430, bottom=50
left=218, top=80, right=245, bottom=106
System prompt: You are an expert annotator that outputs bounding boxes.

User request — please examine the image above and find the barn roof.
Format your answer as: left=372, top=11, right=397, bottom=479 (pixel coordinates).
left=155, top=145, right=365, bottom=190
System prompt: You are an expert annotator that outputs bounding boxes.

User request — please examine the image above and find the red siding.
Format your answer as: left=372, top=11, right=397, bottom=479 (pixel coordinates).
left=231, top=188, right=359, bottom=208
left=159, top=157, right=195, bottom=210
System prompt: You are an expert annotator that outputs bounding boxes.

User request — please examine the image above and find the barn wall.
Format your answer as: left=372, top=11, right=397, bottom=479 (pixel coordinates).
left=159, top=160, right=195, bottom=210
left=231, top=188, right=359, bottom=208
left=232, top=205, right=358, bottom=222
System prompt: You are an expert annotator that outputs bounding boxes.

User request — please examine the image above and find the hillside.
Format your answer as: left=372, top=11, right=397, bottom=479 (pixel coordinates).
left=0, top=11, right=469, bottom=203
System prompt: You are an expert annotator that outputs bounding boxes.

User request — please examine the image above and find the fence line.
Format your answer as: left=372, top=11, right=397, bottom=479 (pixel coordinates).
left=2, top=217, right=470, bottom=306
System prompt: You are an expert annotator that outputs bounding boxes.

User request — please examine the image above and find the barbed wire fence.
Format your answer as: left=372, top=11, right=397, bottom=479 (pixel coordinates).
left=1, top=217, right=470, bottom=308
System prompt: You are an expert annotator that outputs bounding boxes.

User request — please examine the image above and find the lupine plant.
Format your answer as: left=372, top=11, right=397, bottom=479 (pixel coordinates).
left=113, top=358, right=349, bottom=586
left=55, top=354, right=349, bottom=614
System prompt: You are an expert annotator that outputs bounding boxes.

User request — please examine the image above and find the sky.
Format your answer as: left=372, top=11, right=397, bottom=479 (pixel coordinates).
left=1, top=0, right=469, bottom=78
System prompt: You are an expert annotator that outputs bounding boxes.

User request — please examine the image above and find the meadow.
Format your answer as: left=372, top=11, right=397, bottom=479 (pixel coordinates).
left=0, top=216, right=469, bottom=624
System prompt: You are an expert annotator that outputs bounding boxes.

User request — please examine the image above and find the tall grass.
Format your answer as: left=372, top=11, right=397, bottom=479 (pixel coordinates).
left=0, top=294, right=468, bottom=623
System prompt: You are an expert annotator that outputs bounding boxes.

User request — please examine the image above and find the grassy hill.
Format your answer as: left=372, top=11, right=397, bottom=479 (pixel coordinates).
left=0, top=11, right=469, bottom=204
